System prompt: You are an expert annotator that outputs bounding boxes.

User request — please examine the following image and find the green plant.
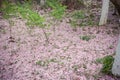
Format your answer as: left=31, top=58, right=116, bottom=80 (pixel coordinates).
left=72, top=65, right=80, bottom=71
left=17, top=5, right=45, bottom=27
left=36, top=60, right=49, bottom=66
left=69, top=9, right=98, bottom=28
left=49, top=58, right=58, bottom=63
left=70, top=10, right=85, bottom=28
left=72, top=10, right=85, bottom=19
left=0, top=1, right=49, bottom=43
left=0, top=1, right=17, bottom=19
left=80, top=35, right=95, bottom=41
left=0, top=28, right=6, bottom=34
left=46, top=0, right=66, bottom=19
left=1, top=1, right=45, bottom=27
left=36, top=58, right=59, bottom=66
left=45, top=0, right=66, bottom=37
left=109, top=45, right=114, bottom=49
left=96, top=55, right=114, bottom=75
left=70, top=20, right=78, bottom=29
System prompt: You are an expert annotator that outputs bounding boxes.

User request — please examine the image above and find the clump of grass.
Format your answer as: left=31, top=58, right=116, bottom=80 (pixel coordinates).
left=70, top=10, right=96, bottom=29
left=0, top=1, right=17, bottom=19
left=1, top=0, right=45, bottom=27
left=46, top=0, right=66, bottom=20
left=96, top=55, right=114, bottom=75
left=0, top=28, right=6, bottom=34
left=36, top=60, right=49, bottom=67
left=72, top=10, right=85, bottom=19
left=46, top=0, right=66, bottom=36
left=79, top=19, right=94, bottom=26
left=80, top=35, right=91, bottom=41
left=0, top=1, right=50, bottom=44
left=70, top=20, right=78, bottom=31
left=80, top=35, right=95, bottom=41
left=109, top=45, right=114, bottom=49
left=72, top=65, right=80, bottom=72
left=36, top=58, right=58, bottom=67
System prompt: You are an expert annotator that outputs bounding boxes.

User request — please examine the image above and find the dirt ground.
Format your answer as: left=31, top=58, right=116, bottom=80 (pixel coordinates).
left=0, top=3, right=120, bottom=80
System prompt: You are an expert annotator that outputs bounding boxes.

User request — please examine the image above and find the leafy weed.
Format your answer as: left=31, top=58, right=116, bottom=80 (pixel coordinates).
left=96, top=55, right=114, bottom=75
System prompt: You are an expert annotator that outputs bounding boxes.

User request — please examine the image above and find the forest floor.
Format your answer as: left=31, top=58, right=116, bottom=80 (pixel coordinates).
left=0, top=3, right=120, bottom=80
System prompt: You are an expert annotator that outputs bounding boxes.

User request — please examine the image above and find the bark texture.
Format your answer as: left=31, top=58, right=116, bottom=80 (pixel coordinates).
left=112, top=37, right=120, bottom=76
left=0, top=0, right=2, bottom=7
left=99, top=0, right=110, bottom=25
left=110, top=0, right=120, bottom=15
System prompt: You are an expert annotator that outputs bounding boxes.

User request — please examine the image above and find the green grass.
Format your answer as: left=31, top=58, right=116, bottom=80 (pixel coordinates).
left=72, top=65, right=80, bottom=71
left=109, top=45, right=114, bottom=49
left=70, top=10, right=96, bottom=28
left=0, top=1, right=45, bottom=27
left=72, top=10, right=85, bottom=19
left=70, top=20, right=78, bottom=29
left=46, top=0, right=66, bottom=20
left=96, top=55, right=114, bottom=75
left=36, top=58, right=59, bottom=67
left=80, top=35, right=95, bottom=41
left=0, top=28, right=6, bottom=34
left=36, top=60, right=49, bottom=67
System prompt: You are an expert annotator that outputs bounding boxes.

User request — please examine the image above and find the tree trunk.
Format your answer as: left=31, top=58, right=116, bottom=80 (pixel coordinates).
left=40, top=0, right=45, bottom=6
left=99, top=0, right=110, bottom=25
left=112, top=37, right=120, bottom=76
left=110, top=0, right=120, bottom=15
left=0, top=0, right=2, bottom=7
